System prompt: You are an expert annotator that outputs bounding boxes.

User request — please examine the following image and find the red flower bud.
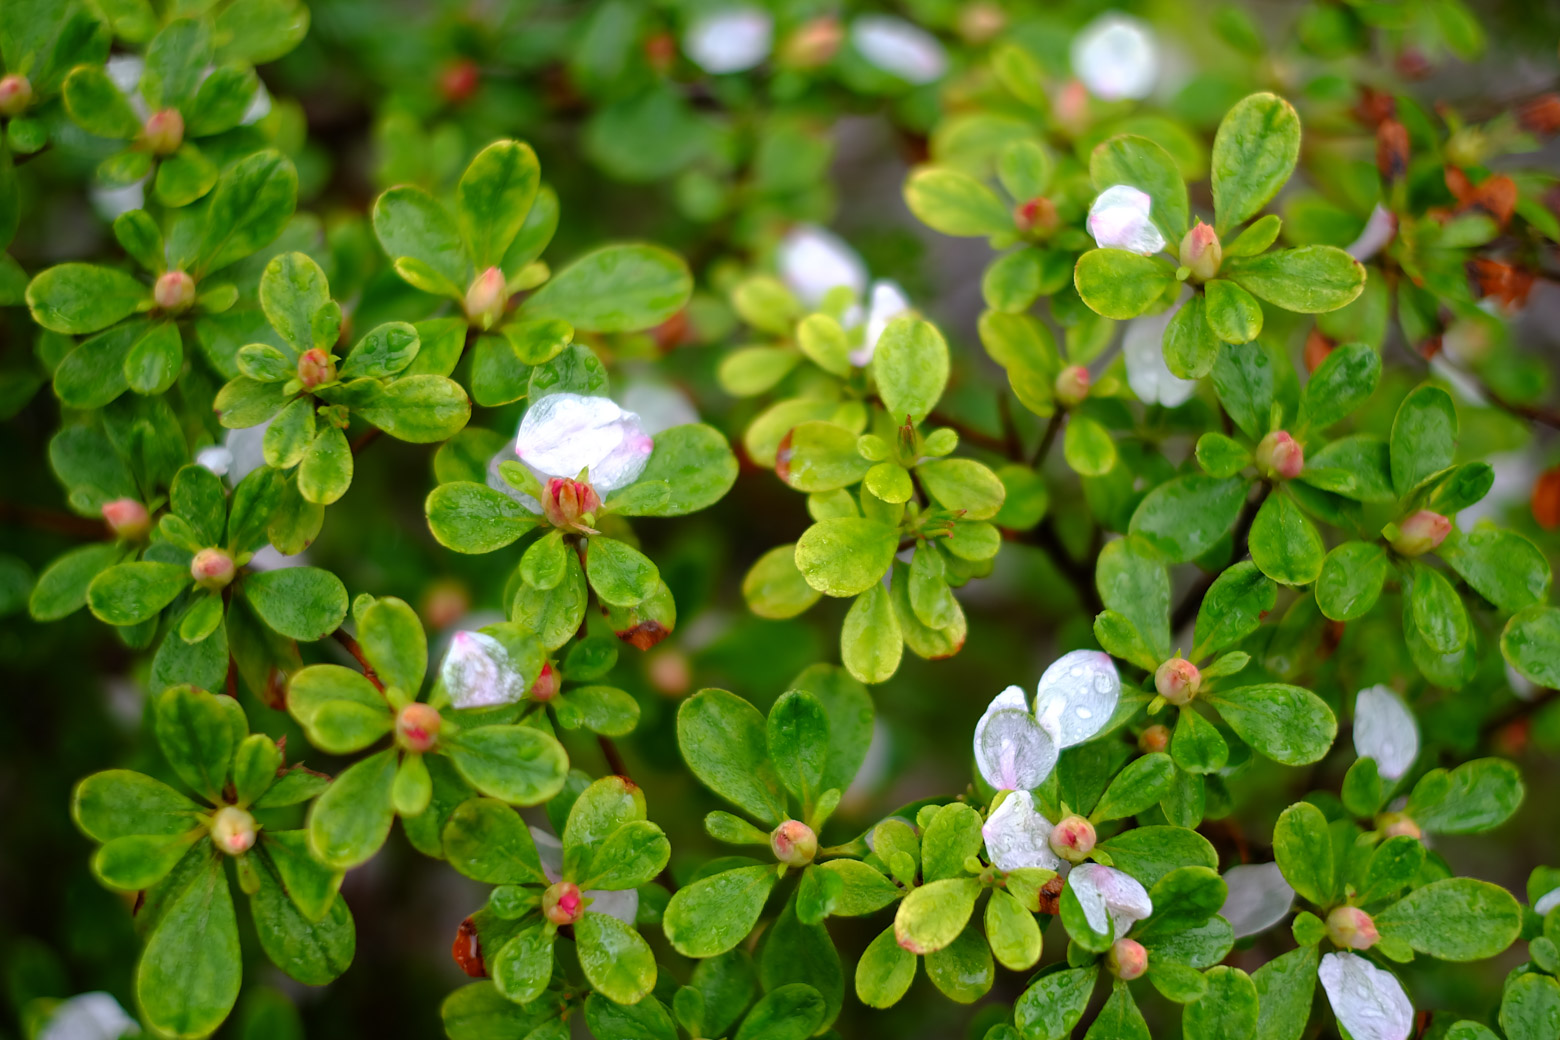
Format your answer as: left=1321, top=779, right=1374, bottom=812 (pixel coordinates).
left=1179, top=222, right=1222, bottom=282
left=1325, top=905, right=1379, bottom=950
left=542, top=477, right=602, bottom=532
left=0, top=74, right=33, bottom=118
left=1533, top=467, right=1560, bottom=531
left=542, top=881, right=584, bottom=926
left=210, top=806, right=257, bottom=856
left=465, top=266, right=509, bottom=330
left=1387, top=510, right=1450, bottom=557
left=439, top=59, right=480, bottom=104
left=1106, top=938, right=1148, bottom=980
left=1054, top=365, right=1090, bottom=408
left=102, top=498, right=150, bottom=540
left=1256, top=430, right=1305, bottom=480
left=143, top=108, right=184, bottom=156
left=297, top=347, right=336, bottom=390
left=643, top=31, right=677, bottom=74
left=770, top=820, right=818, bottom=867
left=1139, top=724, right=1171, bottom=753
left=529, top=661, right=560, bottom=702
left=1014, top=197, right=1059, bottom=237
left=1154, top=657, right=1201, bottom=706
left=396, top=702, right=443, bottom=753
left=1048, top=815, right=1097, bottom=864
left=154, top=271, right=196, bottom=314
left=190, top=548, right=235, bottom=590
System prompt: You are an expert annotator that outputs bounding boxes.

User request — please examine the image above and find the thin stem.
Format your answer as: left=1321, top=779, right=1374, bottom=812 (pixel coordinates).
left=1169, top=484, right=1268, bottom=636
left=1032, top=412, right=1063, bottom=468
left=350, top=426, right=383, bottom=455
left=598, top=736, right=630, bottom=780
left=331, top=628, right=385, bottom=692
left=0, top=500, right=106, bottom=539
left=927, top=410, right=1011, bottom=456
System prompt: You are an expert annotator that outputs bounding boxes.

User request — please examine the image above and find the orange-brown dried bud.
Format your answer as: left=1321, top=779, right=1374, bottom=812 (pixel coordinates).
left=1532, top=467, right=1560, bottom=530
left=439, top=59, right=480, bottom=104
left=1353, top=87, right=1395, bottom=128
left=1304, top=328, right=1336, bottom=374
left=644, top=31, right=677, bottom=74
left=452, top=916, right=486, bottom=977
left=1471, top=259, right=1535, bottom=309
left=1376, top=120, right=1409, bottom=182
left=1139, top=724, right=1171, bottom=753
left=1518, top=94, right=1560, bottom=135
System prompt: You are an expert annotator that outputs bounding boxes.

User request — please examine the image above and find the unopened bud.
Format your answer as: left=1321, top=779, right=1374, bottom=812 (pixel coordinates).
left=0, top=74, right=33, bottom=117
left=648, top=649, right=692, bottom=696
left=1014, top=197, right=1059, bottom=237
left=154, top=271, right=196, bottom=314
left=1047, top=815, right=1096, bottom=864
left=1533, top=467, right=1560, bottom=531
left=1106, top=938, right=1148, bottom=980
left=542, top=880, right=585, bottom=925
left=396, top=702, right=443, bottom=753
left=438, top=59, right=480, bottom=104
left=1387, top=510, right=1450, bottom=557
left=529, top=661, right=560, bottom=702
left=1255, top=430, right=1305, bottom=480
left=1154, top=657, right=1201, bottom=705
left=190, top=548, right=235, bottom=590
left=143, top=108, right=184, bottom=155
left=644, top=31, right=677, bottom=73
left=957, top=2, right=1006, bottom=43
left=1139, top=724, right=1171, bottom=753
left=1518, top=94, right=1560, bottom=136
left=1054, top=365, right=1090, bottom=408
left=1325, top=905, right=1379, bottom=950
left=1179, top=222, right=1222, bottom=282
left=542, top=477, right=602, bottom=532
left=465, top=266, right=508, bottom=330
left=297, top=347, right=336, bottom=390
left=1376, top=119, right=1410, bottom=182
left=1377, top=812, right=1422, bottom=841
left=420, top=579, right=470, bottom=630
left=781, top=16, right=844, bottom=67
left=102, top=498, right=150, bottom=540
left=770, top=820, right=818, bottom=867
left=210, top=806, right=257, bottom=856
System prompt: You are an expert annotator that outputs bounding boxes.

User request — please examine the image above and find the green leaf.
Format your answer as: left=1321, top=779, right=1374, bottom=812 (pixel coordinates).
left=873, top=317, right=949, bottom=423
left=1500, top=972, right=1560, bottom=1040
left=1064, top=415, right=1117, bottom=477
left=1210, top=93, right=1301, bottom=232
left=426, top=481, right=538, bottom=554
left=757, top=896, right=844, bottom=1030
left=125, top=321, right=183, bottom=395
left=795, top=517, right=898, bottom=598
left=137, top=852, right=242, bottom=1039
left=917, top=458, right=1005, bottom=520
left=736, top=985, right=827, bottom=1040
left=1204, top=684, right=1335, bottom=766
left=664, top=865, right=778, bottom=958
left=1251, top=944, right=1318, bottom=1040
left=1409, top=561, right=1468, bottom=654
left=187, top=64, right=259, bottom=136
left=73, top=769, right=203, bottom=843
left=985, top=886, right=1042, bottom=970
left=1204, top=280, right=1264, bottom=344
left=577, top=911, right=657, bottom=1005
left=298, top=425, right=353, bottom=505
left=1091, top=135, right=1189, bottom=239
left=457, top=140, right=541, bottom=269
left=1074, top=249, right=1176, bottom=320
left=855, top=927, right=916, bottom=1009
left=1128, top=476, right=1247, bottom=563
left=154, top=685, right=243, bottom=803
left=1015, top=966, right=1098, bottom=1040
left=1084, top=981, right=1149, bottom=1040
left=307, top=747, right=397, bottom=870
left=521, top=244, right=692, bottom=333
left=196, top=151, right=298, bottom=276
left=743, top=545, right=822, bottom=620
left=29, top=542, right=125, bottom=621
left=925, top=925, right=994, bottom=1004
left=259, top=252, right=332, bottom=356
left=249, top=850, right=355, bottom=985
left=94, top=831, right=202, bottom=891
left=1407, top=758, right=1524, bottom=835
left=1271, top=801, right=1334, bottom=907
left=1503, top=606, right=1560, bottom=688
left=491, top=926, right=553, bottom=1005
left=777, top=421, right=871, bottom=492
left=921, top=802, right=983, bottom=882
left=1183, top=966, right=1258, bottom=1040
left=63, top=65, right=142, bottom=139
left=1375, top=878, right=1522, bottom=961
left=1298, top=342, right=1379, bottom=432
left=442, top=797, right=548, bottom=885
left=1164, top=295, right=1220, bottom=380
left=87, top=561, right=191, bottom=626
left=1315, top=541, right=1388, bottom=621
left=443, top=725, right=568, bottom=805
left=903, top=167, right=1013, bottom=237
left=346, top=375, right=470, bottom=443
left=893, top=878, right=981, bottom=955
left=1248, top=491, right=1325, bottom=586
left=585, top=536, right=660, bottom=607
left=1093, top=753, right=1175, bottom=822
left=26, top=262, right=147, bottom=334
left=357, top=596, right=426, bottom=696
left=244, top=567, right=347, bottom=642
left=767, top=691, right=829, bottom=807
left=1224, top=246, right=1367, bottom=313
left=1390, top=384, right=1457, bottom=497
left=842, top=583, right=903, bottom=685
left=1172, top=709, right=1229, bottom=774
left=677, top=689, right=787, bottom=825
left=372, top=185, right=469, bottom=296
left=1193, top=561, right=1276, bottom=659
left=1441, top=526, right=1551, bottom=612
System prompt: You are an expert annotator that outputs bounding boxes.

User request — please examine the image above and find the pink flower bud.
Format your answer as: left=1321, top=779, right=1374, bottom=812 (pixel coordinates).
left=210, top=806, right=257, bottom=856
left=1054, top=365, right=1090, bottom=408
left=1325, top=906, right=1379, bottom=950
left=781, top=16, right=844, bottom=66
left=1154, top=657, right=1201, bottom=705
left=648, top=649, right=692, bottom=696
left=1179, top=222, right=1222, bottom=282
left=1014, top=197, right=1059, bottom=237
left=142, top=108, right=184, bottom=156
left=1255, top=430, right=1305, bottom=481
left=542, top=880, right=585, bottom=925
left=101, top=498, right=150, bottom=540
left=1106, top=938, right=1148, bottom=980
left=396, top=702, right=442, bottom=753
left=1048, top=814, right=1097, bottom=864
left=438, top=59, right=480, bottom=104
left=190, top=548, right=235, bottom=590
left=1376, top=812, right=1422, bottom=841
left=1387, top=510, right=1451, bottom=556
left=529, top=661, right=560, bottom=702
left=154, top=271, right=196, bottom=314
left=0, top=74, right=33, bottom=117
left=465, top=266, right=509, bottom=330
left=420, top=579, right=470, bottom=630
left=541, top=476, right=602, bottom=532
left=296, top=347, right=336, bottom=390
left=957, top=2, right=1006, bottom=43
left=770, top=820, right=818, bottom=867
left=1139, top=724, right=1171, bottom=753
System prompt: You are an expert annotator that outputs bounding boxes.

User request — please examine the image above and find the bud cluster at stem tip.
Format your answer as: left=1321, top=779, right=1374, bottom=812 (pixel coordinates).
left=102, top=498, right=150, bottom=540
left=143, top=108, right=184, bottom=155
left=542, top=881, right=584, bottom=926
left=1048, top=815, right=1096, bottom=863
left=1255, top=430, right=1304, bottom=480
left=210, top=806, right=257, bottom=856
left=1106, top=938, right=1148, bottom=980
left=1180, top=222, right=1222, bottom=282
left=190, top=548, right=235, bottom=590
left=1155, top=657, right=1201, bottom=705
left=542, top=477, right=601, bottom=532
left=0, top=74, right=33, bottom=117
left=396, top=702, right=442, bottom=753
left=1054, top=365, right=1090, bottom=408
left=771, top=820, right=818, bottom=867
left=154, top=271, right=196, bottom=314
left=1386, top=510, right=1451, bottom=556
left=1325, top=906, right=1379, bottom=950
left=297, top=347, right=337, bottom=390
left=465, top=266, right=508, bottom=330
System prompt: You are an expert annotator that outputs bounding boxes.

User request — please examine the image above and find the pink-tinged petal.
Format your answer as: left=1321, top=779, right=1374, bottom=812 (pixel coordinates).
left=1069, top=863, right=1153, bottom=938
left=1353, top=685, right=1419, bottom=782
left=974, top=685, right=1058, bottom=790
left=1122, top=297, right=1198, bottom=408
left=1319, top=952, right=1413, bottom=1040
left=849, top=15, right=947, bottom=84
left=683, top=7, right=773, bottom=74
left=514, top=392, right=653, bottom=493
left=439, top=630, right=529, bottom=709
left=1071, top=14, right=1158, bottom=101
left=982, top=791, right=1061, bottom=872
left=1346, top=204, right=1398, bottom=262
left=1220, top=862, right=1295, bottom=938
left=585, top=889, right=640, bottom=925
left=1034, top=650, right=1120, bottom=748
left=39, top=992, right=138, bottom=1040
left=852, top=280, right=912, bottom=367
left=1087, top=185, right=1166, bottom=255
left=530, top=826, right=564, bottom=883
left=776, top=225, right=867, bottom=307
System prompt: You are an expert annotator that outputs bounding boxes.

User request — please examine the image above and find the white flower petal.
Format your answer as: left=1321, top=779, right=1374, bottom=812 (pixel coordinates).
left=850, top=15, right=947, bottom=85
left=246, top=545, right=307, bottom=571
left=514, top=392, right=654, bottom=494
left=1087, top=184, right=1166, bottom=255
left=777, top=225, right=868, bottom=307
left=529, top=827, right=639, bottom=923
left=90, top=180, right=146, bottom=222
left=974, top=685, right=1059, bottom=791
left=1122, top=298, right=1198, bottom=407
left=1346, top=204, right=1397, bottom=262
left=684, top=7, right=774, bottom=74
left=619, top=381, right=699, bottom=435
left=982, top=791, right=1061, bottom=872
left=1071, top=13, right=1158, bottom=101
left=485, top=442, right=542, bottom=511
left=106, top=56, right=149, bottom=118
left=40, top=992, right=139, bottom=1040
left=1034, top=650, right=1120, bottom=749
left=1319, top=952, right=1414, bottom=1040
left=223, top=422, right=270, bottom=486
left=1220, top=862, right=1296, bottom=938
left=439, top=631, right=529, bottom=709
left=1069, top=863, right=1153, bottom=937
left=1534, top=886, right=1560, bottom=917
left=195, top=445, right=233, bottom=477
left=531, top=826, right=564, bottom=881
left=852, top=280, right=912, bottom=367
left=1353, top=685, right=1419, bottom=782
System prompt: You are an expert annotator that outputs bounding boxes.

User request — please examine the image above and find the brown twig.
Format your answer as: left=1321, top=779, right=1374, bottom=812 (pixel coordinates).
left=331, top=628, right=385, bottom=691
left=1169, top=484, right=1268, bottom=637
left=0, top=500, right=106, bottom=539
left=1032, top=412, right=1063, bottom=468
left=350, top=426, right=383, bottom=455
left=926, top=410, right=1011, bottom=456
left=1480, top=687, right=1560, bottom=741
left=598, top=736, right=630, bottom=780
